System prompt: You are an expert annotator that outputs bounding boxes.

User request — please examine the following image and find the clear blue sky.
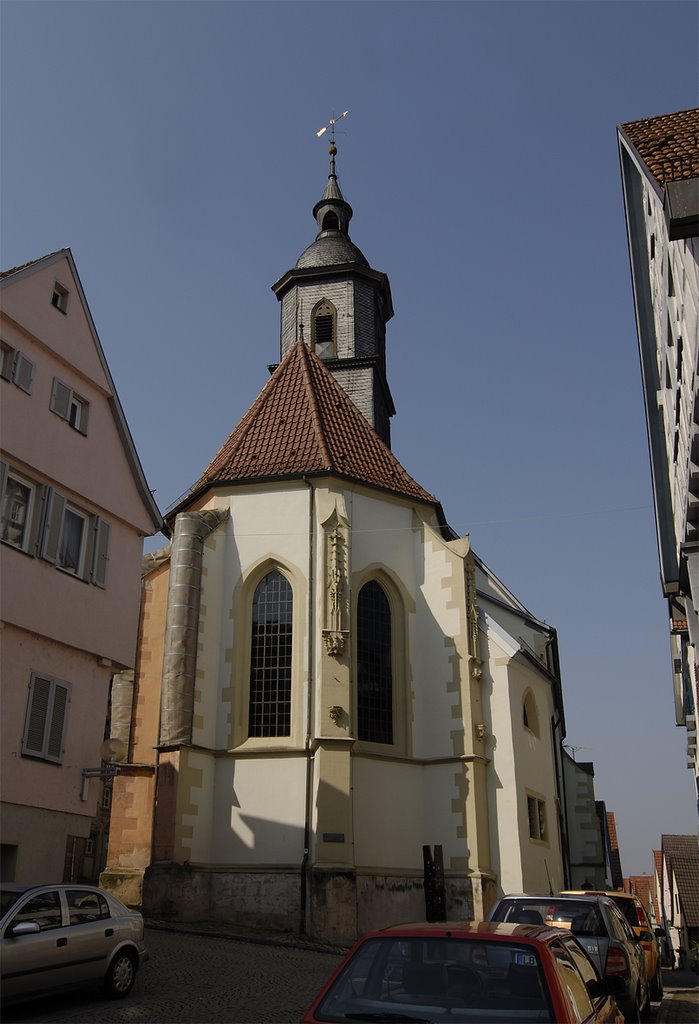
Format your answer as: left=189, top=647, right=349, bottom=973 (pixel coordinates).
left=2, top=1, right=697, bottom=876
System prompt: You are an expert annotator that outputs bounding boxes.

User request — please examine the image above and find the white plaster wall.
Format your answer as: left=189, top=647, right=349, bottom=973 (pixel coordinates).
left=210, top=756, right=307, bottom=864
left=484, top=647, right=523, bottom=895
left=180, top=750, right=215, bottom=864
left=196, top=485, right=311, bottom=752
left=413, top=529, right=465, bottom=759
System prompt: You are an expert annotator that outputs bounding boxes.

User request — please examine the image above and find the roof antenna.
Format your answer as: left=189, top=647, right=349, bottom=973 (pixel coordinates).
left=315, top=110, right=349, bottom=175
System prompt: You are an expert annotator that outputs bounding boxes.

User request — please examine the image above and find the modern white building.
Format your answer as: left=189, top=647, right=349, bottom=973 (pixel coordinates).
left=618, top=108, right=699, bottom=792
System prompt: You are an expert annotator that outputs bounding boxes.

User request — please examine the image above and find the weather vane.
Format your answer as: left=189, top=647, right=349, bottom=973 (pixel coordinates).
left=315, top=110, right=350, bottom=142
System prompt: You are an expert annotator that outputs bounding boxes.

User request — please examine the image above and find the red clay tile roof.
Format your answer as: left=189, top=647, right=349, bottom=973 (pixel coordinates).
left=179, top=341, right=438, bottom=512
left=620, top=108, right=699, bottom=188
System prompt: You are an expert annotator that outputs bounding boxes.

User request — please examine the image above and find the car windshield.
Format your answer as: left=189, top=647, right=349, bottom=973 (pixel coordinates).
left=491, top=900, right=607, bottom=937
left=313, top=936, right=554, bottom=1022
left=608, top=896, right=643, bottom=927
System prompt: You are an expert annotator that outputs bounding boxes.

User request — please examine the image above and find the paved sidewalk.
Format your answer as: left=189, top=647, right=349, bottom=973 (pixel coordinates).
left=655, top=967, right=699, bottom=1023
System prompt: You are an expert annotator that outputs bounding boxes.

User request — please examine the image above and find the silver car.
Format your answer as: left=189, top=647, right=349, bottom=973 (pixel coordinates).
left=1, top=883, right=148, bottom=1006
left=487, top=894, right=649, bottom=1021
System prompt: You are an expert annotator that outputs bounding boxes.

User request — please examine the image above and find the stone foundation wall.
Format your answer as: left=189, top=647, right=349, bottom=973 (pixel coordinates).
left=135, top=864, right=477, bottom=946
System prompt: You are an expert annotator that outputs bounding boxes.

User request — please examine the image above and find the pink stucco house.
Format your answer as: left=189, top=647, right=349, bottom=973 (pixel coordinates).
left=0, top=249, right=162, bottom=882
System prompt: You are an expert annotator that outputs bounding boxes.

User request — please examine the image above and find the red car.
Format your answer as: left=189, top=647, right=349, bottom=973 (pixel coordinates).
left=302, top=921, right=625, bottom=1023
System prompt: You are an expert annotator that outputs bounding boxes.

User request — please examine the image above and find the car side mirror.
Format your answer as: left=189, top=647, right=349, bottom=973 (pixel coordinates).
left=655, top=928, right=666, bottom=938
left=10, top=921, right=41, bottom=936
left=640, top=931, right=653, bottom=942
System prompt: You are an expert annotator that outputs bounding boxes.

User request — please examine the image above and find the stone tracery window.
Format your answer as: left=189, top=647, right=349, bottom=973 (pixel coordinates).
left=357, top=580, right=393, bottom=744
left=248, top=570, right=293, bottom=737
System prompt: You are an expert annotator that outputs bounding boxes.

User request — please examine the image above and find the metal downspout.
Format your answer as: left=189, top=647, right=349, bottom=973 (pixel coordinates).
left=301, top=477, right=315, bottom=935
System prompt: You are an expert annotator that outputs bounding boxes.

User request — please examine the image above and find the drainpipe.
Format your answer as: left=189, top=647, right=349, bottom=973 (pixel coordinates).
left=300, top=477, right=315, bottom=935
left=159, top=508, right=229, bottom=747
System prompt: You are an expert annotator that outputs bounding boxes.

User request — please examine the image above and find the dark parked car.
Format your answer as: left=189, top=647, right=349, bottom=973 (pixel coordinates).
left=487, top=894, right=649, bottom=1021
left=302, top=920, right=625, bottom=1023
left=0, top=883, right=148, bottom=1006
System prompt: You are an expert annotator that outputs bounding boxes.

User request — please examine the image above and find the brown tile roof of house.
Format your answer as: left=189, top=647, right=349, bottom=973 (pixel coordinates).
left=606, top=811, right=624, bottom=889
left=619, top=108, right=699, bottom=188
left=662, top=834, right=698, bottom=858
left=176, top=341, right=439, bottom=515
left=670, top=854, right=699, bottom=927
left=654, top=850, right=662, bottom=883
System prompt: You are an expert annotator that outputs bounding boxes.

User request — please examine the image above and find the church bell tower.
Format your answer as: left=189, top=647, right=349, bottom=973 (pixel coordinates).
left=271, top=133, right=396, bottom=445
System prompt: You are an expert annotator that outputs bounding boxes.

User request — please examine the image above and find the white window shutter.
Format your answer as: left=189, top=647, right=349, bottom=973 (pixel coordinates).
left=91, top=517, right=110, bottom=587
left=39, top=489, right=66, bottom=564
left=13, top=354, right=34, bottom=394
left=50, top=378, right=72, bottom=419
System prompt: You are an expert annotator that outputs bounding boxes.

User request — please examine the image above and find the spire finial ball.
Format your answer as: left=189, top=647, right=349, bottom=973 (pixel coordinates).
left=329, top=143, right=337, bottom=156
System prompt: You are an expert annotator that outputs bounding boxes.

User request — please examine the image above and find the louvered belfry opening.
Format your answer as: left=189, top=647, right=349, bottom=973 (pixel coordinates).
left=312, top=299, right=336, bottom=359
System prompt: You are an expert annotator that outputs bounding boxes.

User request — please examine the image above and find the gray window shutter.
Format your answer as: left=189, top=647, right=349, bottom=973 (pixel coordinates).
left=46, top=683, right=69, bottom=760
left=23, top=675, right=68, bottom=762
left=13, top=354, right=34, bottom=394
left=50, top=378, right=72, bottom=420
left=90, top=517, right=110, bottom=587
left=40, top=489, right=66, bottom=564
left=23, top=675, right=51, bottom=755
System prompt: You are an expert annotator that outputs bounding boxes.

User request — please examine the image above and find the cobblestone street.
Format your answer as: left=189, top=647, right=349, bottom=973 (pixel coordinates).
left=3, top=927, right=697, bottom=1024
left=3, top=927, right=344, bottom=1024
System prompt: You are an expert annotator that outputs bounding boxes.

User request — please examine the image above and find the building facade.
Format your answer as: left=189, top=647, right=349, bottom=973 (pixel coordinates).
left=618, top=108, right=699, bottom=792
left=102, top=148, right=570, bottom=944
left=0, top=250, right=162, bottom=882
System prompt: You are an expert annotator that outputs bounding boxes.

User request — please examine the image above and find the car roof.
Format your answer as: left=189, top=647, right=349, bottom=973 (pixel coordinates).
left=497, top=893, right=616, bottom=905
left=562, top=890, right=636, bottom=899
left=369, top=920, right=564, bottom=943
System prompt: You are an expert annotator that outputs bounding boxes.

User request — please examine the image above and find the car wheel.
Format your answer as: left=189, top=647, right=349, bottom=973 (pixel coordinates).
left=650, top=968, right=663, bottom=1001
left=103, top=949, right=136, bottom=999
left=625, top=993, right=641, bottom=1023
left=640, top=987, right=652, bottom=1020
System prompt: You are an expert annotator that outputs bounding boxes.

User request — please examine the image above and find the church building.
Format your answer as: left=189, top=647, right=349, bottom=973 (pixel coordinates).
left=102, top=139, right=570, bottom=945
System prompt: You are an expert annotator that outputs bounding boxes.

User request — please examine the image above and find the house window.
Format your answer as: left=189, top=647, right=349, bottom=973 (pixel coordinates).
left=50, top=378, right=89, bottom=435
left=1, top=472, right=35, bottom=550
left=58, top=506, right=87, bottom=575
left=357, top=580, right=393, bottom=744
left=39, top=487, right=110, bottom=586
left=248, top=570, right=293, bottom=737
left=523, top=690, right=539, bottom=736
left=0, top=341, right=34, bottom=393
left=51, top=282, right=69, bottom=313
left=311, top=299, right=336, bottom=360
left=527, top=794, right=548, bottom=843
left=22, top=673, right=70, bottom=763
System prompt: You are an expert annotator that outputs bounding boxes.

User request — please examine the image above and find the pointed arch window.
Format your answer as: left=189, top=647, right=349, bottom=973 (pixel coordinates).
left=523, top=690, right=539, bottom=737
left=357, top=580, right=393, bottom=744
left=311, top=299, right=336, bottom=360
left=249, top=570, right=293, bottom=737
